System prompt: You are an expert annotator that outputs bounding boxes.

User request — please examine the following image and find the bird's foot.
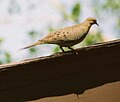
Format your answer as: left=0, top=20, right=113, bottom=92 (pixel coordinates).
left=68, top=47, right=78, bottom=55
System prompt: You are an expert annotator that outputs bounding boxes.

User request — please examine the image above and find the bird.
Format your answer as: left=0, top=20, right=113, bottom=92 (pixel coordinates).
left=21, top=17, right=99, bottom=52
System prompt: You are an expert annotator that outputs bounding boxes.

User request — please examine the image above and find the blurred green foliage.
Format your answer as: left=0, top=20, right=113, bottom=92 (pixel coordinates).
left=4, top=52, right=11, bottom=63
left=103, top=0, right=120, bottom=10
left=27, top=30, right=40, bottom=57
left=28, top=30, right=39, bottom=38
left=81, top=32, right=104, bottom=46
left=71, top=3, right=81, bottom=23
left=0, top=52, right=12, bottom=64
left=0, top=38, right=4, bottom=44
left=53, top=46, right=60, bottom=52
left=0, top=38, right=12, bottom=64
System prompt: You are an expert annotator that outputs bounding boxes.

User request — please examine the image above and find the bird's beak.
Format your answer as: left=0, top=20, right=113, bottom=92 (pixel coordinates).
left=96, top=22, right=99, bottom=26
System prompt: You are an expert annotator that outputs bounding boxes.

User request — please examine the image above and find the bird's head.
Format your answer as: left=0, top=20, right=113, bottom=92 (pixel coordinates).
left=86, top=17, right=99, bottom=26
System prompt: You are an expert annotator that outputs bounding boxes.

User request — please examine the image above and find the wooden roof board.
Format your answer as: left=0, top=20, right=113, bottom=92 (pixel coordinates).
left=0, top=39, right=120, bottom=102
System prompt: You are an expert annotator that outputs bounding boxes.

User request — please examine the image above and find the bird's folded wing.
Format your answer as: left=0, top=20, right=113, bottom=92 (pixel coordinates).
left=41, top=25, right=85, bottom=44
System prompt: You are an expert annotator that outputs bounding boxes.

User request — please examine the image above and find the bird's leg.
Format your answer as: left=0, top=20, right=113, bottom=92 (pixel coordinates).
left=60, top=46, right=65, bottom=52
left=68, top=47, right=78, bottom=55
left=76, top=94, right=79, bottom=98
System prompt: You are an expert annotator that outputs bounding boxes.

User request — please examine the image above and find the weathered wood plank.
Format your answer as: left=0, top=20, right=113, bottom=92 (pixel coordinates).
left=0, top=39, right=120, bottom=102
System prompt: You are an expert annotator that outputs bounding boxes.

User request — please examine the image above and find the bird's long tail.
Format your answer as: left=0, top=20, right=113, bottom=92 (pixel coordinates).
left=20, top=41, right=43, bottom=50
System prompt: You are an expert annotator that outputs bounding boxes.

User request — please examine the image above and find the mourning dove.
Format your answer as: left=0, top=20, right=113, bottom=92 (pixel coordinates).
left=21, top=17, right=99, bottom=52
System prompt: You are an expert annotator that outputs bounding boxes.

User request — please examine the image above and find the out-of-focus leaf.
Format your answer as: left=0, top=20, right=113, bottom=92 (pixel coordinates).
left=0, top=61, right=2, bottom=64
left=48, top=27, right=55, bottom=32
left=5, top=52, right=12, bottom=63
left=27, top=30, right=40, bottom=56
left=0, top=38, right=4, bottom=44
left=81, top=32, right=103, bottom=46
left=29, top=48, right=37, bottom=54
left=0, top=37, right=12, bottom=64
left=103, top=0, right=120, bottom=10
left=28, top=30, right=38, bottom=38
left=53, top=46, right=61, bottom=52
left=71, top=3, right=81, bottom=22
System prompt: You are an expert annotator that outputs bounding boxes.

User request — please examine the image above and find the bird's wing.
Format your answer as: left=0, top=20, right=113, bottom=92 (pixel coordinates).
left=40, top=24, right=86, bottom=44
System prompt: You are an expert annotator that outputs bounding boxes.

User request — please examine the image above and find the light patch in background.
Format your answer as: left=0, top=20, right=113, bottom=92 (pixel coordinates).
left=0, top=0, right=118, bottom=62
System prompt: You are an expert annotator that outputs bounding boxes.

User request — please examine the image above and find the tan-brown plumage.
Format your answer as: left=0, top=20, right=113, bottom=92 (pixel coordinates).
left=21, top=17, right=99, bottom=52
